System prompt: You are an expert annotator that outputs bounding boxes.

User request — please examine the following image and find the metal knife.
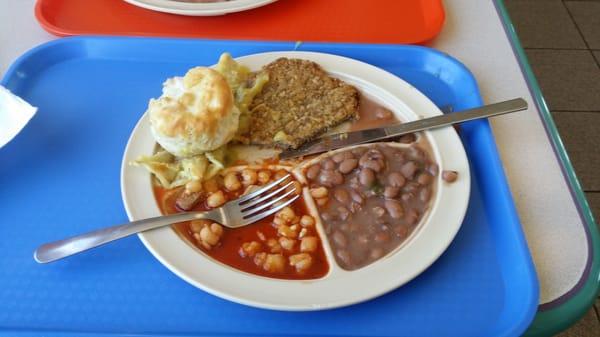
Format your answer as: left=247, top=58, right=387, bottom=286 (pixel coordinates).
left=279, top=98, right=528, bottom=160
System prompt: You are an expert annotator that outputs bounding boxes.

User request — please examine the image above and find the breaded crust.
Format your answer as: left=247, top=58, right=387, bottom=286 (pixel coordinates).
left=248, top=58, right=359, bottom=149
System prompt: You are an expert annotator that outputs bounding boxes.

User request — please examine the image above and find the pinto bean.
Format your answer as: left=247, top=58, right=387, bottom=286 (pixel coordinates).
left=408, top=146, right=426, bottom=160
left=405, top=209, right=419, bottom=226
left=384, top=186, right=400, bottom=198
left=359, top=150, right=385, bottom=172
left=319, top=170, right=344, bottom=186
left=374, top=232, right=390, bottom=243
left=337, top=206, right=351, bottom=221
left=395, top=225, right=409, bottom=238
left=403, top=182, right=419, bottom=193
left=401, top=193, right=415, bottom=202
left=400, top=161, right=418, bottom=179
left=359, top=168, right=375, bottom=186
left=372, top=206, right=386, bottom=218
left=393, top=151, right=407, bottom=163
left=398, top=133, right=416, bottom=144
left=306, top=164, right=321, bottom=180
left=315, top=197, right=329, bottom=207
left=419, top=188, right=431, bottom=203
left=348, top=176, right=360, bottom=189
left=321, top=212, right=334, bottom=222
left=332, top=231, right=347, bottom=247
left=334, top=188, right=350, bottom=204
left=336, top=250, right=351, bottom=266
left=361, top=159, right=384, bottom=172
left=352, top=148, right=366, bottom=157
left=385, top=199, right=404, bottom=219
left=349, top=190, right=364, bottom=204
left=370, top=248, right=384, bottom=260
left=417, top=173, right=432, bottom=186
left=359, top=149, right=384, bottom=165
left=349, top=202, right=363, bottom=214
left=427, top=163, right=439, bottom=176
left=387, top=172, right=406, bottom=188
left=442, top=170, right=458, bottom=183
left=357, top=234, right=369, bottom=245
left=376, top=108, right=393, bottom=119
left=332, top=151, right=354, bottom=163
left=322, top=159, right=336, bottom=170
left=339, top=158, right=358, bottom=174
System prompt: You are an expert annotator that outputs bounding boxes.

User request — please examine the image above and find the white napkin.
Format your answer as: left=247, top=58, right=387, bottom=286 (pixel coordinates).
left=0, top=85, right=37, bottom=148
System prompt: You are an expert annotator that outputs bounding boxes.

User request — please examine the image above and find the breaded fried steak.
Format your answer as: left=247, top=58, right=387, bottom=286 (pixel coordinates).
left=248, top=58, right=360, bottom=149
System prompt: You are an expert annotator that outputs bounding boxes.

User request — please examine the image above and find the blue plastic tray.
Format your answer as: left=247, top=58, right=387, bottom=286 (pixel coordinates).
left=0, top=37, right=538, bottom=337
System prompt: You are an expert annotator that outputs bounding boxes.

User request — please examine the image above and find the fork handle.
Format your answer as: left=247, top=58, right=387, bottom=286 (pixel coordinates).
left=34, top=211, right=215, bottom=264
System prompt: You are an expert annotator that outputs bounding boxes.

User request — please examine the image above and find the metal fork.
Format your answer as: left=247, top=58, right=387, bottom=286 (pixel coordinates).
left=34, top=174, right=299, bottom=264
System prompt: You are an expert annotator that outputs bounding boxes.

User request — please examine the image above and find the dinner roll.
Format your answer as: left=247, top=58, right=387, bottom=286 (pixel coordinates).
left=148, top=67, right=240, bottom=157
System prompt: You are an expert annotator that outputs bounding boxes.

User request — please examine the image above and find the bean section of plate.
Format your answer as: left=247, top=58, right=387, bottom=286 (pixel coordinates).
left=299, top=141, right=440, bottom=271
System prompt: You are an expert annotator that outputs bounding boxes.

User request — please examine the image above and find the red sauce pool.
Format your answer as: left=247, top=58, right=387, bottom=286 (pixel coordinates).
left=153, top=175, right=329, bottom=280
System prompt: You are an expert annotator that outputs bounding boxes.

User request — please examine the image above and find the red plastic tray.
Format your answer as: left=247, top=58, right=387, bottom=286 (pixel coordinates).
left=35, top=0, right=445, bottom=44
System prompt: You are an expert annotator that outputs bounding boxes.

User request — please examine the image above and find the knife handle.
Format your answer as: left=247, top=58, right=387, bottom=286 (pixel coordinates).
left=384, top=98, right=528, bottom=136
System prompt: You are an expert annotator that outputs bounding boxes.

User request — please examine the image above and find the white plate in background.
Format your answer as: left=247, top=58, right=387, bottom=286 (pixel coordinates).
left=123, top=0, right=277, bottom=16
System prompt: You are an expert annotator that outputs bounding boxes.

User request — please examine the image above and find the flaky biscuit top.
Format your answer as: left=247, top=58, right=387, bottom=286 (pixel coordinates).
left=149, top=67, right=235, bottom=139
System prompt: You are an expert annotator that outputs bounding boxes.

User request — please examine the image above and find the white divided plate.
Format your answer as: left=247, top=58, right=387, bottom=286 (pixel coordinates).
left=121, top=51, right=471, bottom=311
left=123, top=0, right=277, bottom=16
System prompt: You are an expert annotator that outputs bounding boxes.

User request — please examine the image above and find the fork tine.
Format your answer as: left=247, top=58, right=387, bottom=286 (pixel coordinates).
left=240, top=181, right=295, bottom=211
left=241, top=195, right=300, bottom=224
left=237, top=174, right=291, bottom=205
left=242, top=187, right=297, bottom=217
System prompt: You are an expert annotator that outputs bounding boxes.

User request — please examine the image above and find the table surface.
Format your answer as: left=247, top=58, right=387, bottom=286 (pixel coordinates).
left=0, top=0, right=596, bottom=335
left=429, top=0, right=590, bottom=308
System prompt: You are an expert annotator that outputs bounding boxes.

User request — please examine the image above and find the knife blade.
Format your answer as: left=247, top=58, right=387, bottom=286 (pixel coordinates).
left=279, top=98, right=528, bottom=160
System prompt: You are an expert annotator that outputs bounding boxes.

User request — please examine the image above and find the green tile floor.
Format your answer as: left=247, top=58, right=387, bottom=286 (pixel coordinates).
left=505, top=0, right=600, bottom=335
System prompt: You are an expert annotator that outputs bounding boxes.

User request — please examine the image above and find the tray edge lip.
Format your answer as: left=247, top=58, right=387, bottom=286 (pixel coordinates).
left=1, top=37, right=81, bottom=87
left=34, top=0, right=71, bottom=37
